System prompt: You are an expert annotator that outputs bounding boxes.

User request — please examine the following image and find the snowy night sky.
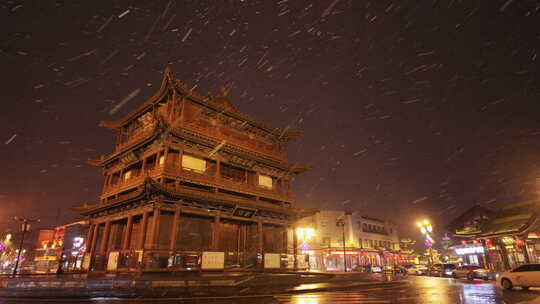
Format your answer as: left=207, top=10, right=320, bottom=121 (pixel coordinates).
left=1, top=0, right=540, bottom=239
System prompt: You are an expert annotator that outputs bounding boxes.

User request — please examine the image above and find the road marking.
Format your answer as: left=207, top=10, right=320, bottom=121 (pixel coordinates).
left=274, top=291, right=393, bottom=303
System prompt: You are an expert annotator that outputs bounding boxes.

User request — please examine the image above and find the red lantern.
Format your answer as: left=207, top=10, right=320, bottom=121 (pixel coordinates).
left=472, top=240, right=478, bottom=244
left=516, top=238, right=525, bottom=246
left=461, top=240, right=467, bottom=245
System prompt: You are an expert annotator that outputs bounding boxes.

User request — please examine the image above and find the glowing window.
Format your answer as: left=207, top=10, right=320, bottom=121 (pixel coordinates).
left=182, top=154, right=206, bottom=173
left=124, top=170, right=132, bottom=180
left=158, top=155, right=165, bottom=166
left=258, top=175, right=273, bottom=189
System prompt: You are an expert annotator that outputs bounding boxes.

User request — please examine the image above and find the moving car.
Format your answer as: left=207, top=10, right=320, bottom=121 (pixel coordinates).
left=430, top=263, right=457, bottom=277
left=497, top=264, right=540, bottom=290
left=452, top=265, right=489, bottom=280
left=406, top=264, right=428, bottom=275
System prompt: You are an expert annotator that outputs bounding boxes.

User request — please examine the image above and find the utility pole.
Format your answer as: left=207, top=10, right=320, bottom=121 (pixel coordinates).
left=12, top=217, right=39, bottom=277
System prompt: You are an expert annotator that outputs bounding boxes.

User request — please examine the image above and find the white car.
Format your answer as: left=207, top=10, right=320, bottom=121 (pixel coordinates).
left=497, top=264, right=540, bottom=290
left=452, top=265, right=489, bottom=280
left=406, top=264, right=428, bottom=275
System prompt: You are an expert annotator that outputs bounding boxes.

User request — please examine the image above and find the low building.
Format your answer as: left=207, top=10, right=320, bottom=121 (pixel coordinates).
left=448, top=200, right=540, bottom=272
left=292, top=210, right=404, bottom=271
left=32, top=221, right=89, bottom=273
left=446, top=205, right=494, bottom=269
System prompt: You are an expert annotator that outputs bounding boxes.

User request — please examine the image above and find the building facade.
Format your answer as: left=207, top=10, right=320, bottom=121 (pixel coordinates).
left=293, top=210, right=404, bottom=271
left=75, top=68, right=310, bottom=272
left=448, top=200, right=540, bottom=272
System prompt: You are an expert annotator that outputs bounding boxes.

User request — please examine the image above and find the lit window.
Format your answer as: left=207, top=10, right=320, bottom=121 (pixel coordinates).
left=124, top=170, right=132, bottom=180
left=182, top=154, right=206, bottom=173
left=258, top=174, right=273, bottom=189
left=159, top=155, right=165, bottom=166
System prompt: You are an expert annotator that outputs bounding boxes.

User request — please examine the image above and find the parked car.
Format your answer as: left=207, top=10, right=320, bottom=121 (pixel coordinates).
left=407, top=264, right=428, bottom=275
left=497, top=264, right=540, bottom=290
left=393, top=265, right=408, bottom=275
left=430, top=263, right=457, bottom=277
left=452, top=265, right=489, bottom=280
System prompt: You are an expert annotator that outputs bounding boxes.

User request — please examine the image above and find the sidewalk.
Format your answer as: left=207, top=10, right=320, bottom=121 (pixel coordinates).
left=0, top=271, right=406, bottom=299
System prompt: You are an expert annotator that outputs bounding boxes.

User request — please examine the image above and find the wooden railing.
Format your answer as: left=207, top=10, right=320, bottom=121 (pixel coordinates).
left=115, top=124, right=157, bottom=153
left=179, top=121, right=287, bottom=161
left=101, top=164, right=291, bottom=202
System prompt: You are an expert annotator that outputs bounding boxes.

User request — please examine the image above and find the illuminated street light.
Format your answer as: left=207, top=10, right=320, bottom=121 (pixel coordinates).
left=417, top=219, right=435, bottom=269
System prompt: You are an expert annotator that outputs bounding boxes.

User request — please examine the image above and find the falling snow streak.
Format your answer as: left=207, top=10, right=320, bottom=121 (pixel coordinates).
left=109, top=88, right=141, bottom=115
left=97, top=15, right=114, bottom=33
left=67, top=49, right=97, bottom=62
left=321, top=0, right=340, bottom=18
left=499, top=0, right=514, bottom=12
left=118, top=9, right=130, bottom=18
left=181, top=28, right=193, bottom=42
left=4, top=134, right=17, bottom=145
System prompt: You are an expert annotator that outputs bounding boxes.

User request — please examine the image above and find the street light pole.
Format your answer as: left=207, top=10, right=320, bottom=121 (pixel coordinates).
left=12, top=217, right=39, bottom=277
left=336, top=218, right=347, bottom=272
left=417, top=219, right=434, bottom=270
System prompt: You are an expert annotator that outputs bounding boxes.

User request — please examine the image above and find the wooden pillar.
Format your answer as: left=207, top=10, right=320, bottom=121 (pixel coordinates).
left=90, top=224, right=99, bottom=253
left=293, top=225, right=298, bottom=271
left=498, top=238, right=511, bottom=271
left=141, top=156, right=147, bottom=174
left=149, top=207, right=161, bottom=250
left=169, top=206, right=181, bottom=251
left=138, top=212, right=149, bottom=249
left=86, top=224, right=95, bottom=253
left=257, top=221, right=263, bottom=270
left=257, top=221, right=263, bottom=254
left=213, top=213, right=221, bottom=251
left=178, top=149, right=184, bottom=169
left=100, top=221, right=111, bottom=254
left=215, top=160, right=221, bottom=178
left=122, top=216, right=134, bottom=250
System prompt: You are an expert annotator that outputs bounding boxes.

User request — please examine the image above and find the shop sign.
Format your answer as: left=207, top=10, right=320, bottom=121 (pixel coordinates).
left=502, top=236, right=515, bottom=245
left=455, top=246, right=484, bottom=255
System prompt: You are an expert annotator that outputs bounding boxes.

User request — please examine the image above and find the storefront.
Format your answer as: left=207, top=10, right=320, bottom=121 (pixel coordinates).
left=452, top=242, right=486, bottom=267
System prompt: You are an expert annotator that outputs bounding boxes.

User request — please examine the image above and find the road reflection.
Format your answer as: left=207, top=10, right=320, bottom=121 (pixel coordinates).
left=460, top=280, right=498, bottom=304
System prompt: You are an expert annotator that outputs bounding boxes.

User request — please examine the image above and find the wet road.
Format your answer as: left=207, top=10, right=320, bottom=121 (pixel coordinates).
left=1, top=276, right=539, bottom=304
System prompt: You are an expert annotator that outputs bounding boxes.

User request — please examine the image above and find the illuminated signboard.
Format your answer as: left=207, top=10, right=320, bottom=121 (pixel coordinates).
left=455, top=246, right=484, bottom=255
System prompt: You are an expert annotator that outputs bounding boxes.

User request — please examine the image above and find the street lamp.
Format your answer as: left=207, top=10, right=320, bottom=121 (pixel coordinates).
left=336, top=218, right=347, bottom=272
left=417, top=219, right=434, bottom=268
left=12, top=216, right=39, bottom=277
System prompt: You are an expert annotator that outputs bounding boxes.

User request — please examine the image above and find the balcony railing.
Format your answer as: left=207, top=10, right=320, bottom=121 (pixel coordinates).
left=101, top=164, right=291, bottom=202
left=178, top=122, right=287, bottom=161
left=115, top=124, right=157, bottom=153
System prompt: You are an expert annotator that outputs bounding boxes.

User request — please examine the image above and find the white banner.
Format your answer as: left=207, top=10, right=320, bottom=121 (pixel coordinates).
left=107, top=251, right=119, bottom=271
left=202, top=252, right=225, bottom=270
left=264, top=253, right=281, bottom=269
